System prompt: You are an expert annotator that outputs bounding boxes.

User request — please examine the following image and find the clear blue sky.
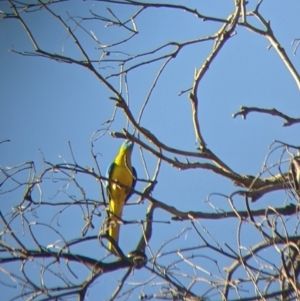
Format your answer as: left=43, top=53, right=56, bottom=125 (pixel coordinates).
left=1, top=1, right=300, bottom=300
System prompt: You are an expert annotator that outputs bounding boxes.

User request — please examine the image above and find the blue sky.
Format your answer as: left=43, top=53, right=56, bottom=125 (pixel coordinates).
left=1, top=1, right=300, bottom=300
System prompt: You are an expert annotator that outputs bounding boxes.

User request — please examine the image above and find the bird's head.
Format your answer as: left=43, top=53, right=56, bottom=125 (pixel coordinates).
left=120, top=139, right=134, bottom=154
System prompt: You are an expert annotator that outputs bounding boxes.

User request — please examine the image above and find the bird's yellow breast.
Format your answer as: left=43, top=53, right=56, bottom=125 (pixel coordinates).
left=109, top=164, right=133, bottom=216
left=109, top=164, right=134, bottom=203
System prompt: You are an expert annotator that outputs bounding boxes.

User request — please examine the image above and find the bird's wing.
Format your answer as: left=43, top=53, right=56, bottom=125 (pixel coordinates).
left=105, top=162, right=116, bottom=200
left=125, top=166, right=137, bottom=203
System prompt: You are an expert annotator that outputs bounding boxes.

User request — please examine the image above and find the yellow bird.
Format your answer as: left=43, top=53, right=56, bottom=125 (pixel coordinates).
left=106, top=140, right=136, bottom=252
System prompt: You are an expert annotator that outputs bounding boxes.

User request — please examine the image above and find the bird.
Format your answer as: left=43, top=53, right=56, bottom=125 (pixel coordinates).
left=290, top=153, right=300, bottom=196
left=106, top=140, right=137, bottom=252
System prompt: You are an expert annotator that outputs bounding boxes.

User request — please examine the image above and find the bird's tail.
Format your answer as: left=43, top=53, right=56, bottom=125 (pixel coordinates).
left=108, top=200, right=123, bottom=252
left=108, top=217, right=120, bottom=252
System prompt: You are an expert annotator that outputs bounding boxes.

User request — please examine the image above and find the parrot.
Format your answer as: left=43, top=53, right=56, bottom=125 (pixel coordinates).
left=106, top=140, right=137, bottom=252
